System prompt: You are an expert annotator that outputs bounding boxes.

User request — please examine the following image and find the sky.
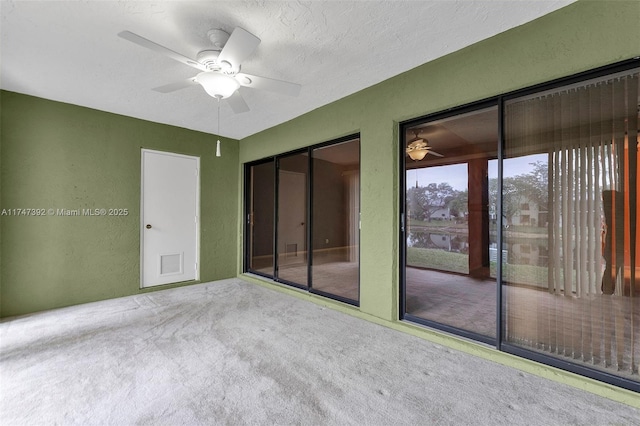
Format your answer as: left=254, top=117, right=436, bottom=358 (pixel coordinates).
left=407, top=154, right=547, bottom=191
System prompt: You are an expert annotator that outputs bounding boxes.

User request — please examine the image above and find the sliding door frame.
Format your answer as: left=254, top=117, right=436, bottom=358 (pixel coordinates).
left=244, top=157, right=276, bottom=280
left=244, top=134, right=361, bottom=306
left=399, top=98, right=499, bottom=347
left=274, top=148, right=310, bottom=289
left=399, top=57, right=640, bottom=392
left=497, top=58, right=640, bottom=393
left=308, top=135, right=361, bottom=306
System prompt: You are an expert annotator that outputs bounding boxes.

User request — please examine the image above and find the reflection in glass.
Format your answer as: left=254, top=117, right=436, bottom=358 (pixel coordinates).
left=407, top=164, right=470, bottom=274
left=404, top=106, right=498, bottom=339
left=277, top=153, right=309, bottom=286
left=248, top=160, right=275, bottom=276
left=503, top=69, right=639, bottom=382
left=311, top=139, right=360, bottom=302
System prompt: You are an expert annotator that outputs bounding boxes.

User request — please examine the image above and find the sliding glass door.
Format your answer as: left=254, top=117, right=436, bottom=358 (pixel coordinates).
left=502, top=67, right=639, bottom=382
left=402, top=105, right=498, bottom=342
left=311, top=139, right=360, bottom=302
left=401, top=61, right=639, bottom=390
left=245, top=136, right=360, bottom=305
left=277, top=152, right=309, bottom=286
left=247, top=159, right=275, bottom=277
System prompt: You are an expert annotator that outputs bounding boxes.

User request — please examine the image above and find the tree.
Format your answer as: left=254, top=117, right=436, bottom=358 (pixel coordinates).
left=488, top=161, right=549, bottom=227
left=489, top=176, right=529, bottom=226
left=407, top=182, right=458, bottom=221
left=448, top=189, right=468, bottom=218
left=407, top=186, right=428, bottom=221
left=514, top=161, right=548, bottom=210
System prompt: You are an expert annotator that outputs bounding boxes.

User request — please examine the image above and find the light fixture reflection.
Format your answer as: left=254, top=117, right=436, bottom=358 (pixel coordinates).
left=406, top=140, right=429, bottom=161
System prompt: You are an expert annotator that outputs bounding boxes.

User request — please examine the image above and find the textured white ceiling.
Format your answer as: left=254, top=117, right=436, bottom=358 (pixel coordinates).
left=1, top=1, right=575, bottom=140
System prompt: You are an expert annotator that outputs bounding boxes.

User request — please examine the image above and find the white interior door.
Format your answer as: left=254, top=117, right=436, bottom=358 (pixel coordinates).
left=141, top=149, right=199, bottom=287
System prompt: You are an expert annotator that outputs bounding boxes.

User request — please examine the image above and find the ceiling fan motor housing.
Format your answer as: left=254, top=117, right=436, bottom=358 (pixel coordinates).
left=196, top=50, right=222, bottom=71
left=207, top=29, right=230, bottom=49
left=197, top=29, right=241, bottom=73
left=197, top=49, right=239, bottom=74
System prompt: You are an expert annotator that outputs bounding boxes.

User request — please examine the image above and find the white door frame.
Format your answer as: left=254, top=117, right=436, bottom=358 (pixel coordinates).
left=140, top=149, right=200, bottom=288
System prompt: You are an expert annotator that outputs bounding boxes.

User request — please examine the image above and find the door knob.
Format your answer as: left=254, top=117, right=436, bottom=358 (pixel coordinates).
left=146, top=224, right=152, bottom=229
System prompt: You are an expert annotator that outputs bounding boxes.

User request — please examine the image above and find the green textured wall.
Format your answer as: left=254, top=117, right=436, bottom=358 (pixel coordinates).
left=239, top=0, right=640, bottom=323
left=238, top=0, right=640, bottom=405
left=0, top=92, right=239, bottom=317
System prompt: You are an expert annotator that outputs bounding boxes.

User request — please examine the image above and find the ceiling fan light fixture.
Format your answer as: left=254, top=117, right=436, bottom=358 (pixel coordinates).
left=407, top=148, right=429, bottom=161
left=195, top=71, right=240, bottom=99
left=406, top=140, right=429, bottom=161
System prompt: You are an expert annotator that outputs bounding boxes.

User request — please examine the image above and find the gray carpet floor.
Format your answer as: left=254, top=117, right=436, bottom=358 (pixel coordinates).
left=1, top=278, right=638, bottom=425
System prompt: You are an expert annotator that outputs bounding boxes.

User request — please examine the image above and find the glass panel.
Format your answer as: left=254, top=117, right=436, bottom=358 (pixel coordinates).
left=277, top=153, right=309, bottom=286
left=503, top=68, right=639, bottom=382
left=311, top=138, right=360, bottom=302
left=407, top=163, right=469, bottom=274
left=248, top=160, right=275, bottom=276
left=404, top=106, right=498, bottom=339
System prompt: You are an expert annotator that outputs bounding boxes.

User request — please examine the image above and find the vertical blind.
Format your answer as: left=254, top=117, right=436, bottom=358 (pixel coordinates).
left=504, top=70, right=639, bottom=378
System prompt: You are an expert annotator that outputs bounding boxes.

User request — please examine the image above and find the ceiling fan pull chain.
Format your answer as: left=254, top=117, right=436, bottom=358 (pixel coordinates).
left=216, top=98, right=222, bottom=157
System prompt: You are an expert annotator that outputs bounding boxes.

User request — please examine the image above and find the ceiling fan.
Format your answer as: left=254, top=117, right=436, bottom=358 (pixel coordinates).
left=406, top=130, right=443, bottom=161
left=118, top=27, right=301, bottom=113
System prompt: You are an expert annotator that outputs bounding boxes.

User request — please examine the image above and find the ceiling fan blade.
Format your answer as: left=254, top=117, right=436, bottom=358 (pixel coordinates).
left=152, top=78, right=198, bottom=93
left=218, top=27, right=260, bottom=68
left=236, top=73, right=301, bottom=97
left=226, top=91, right=250, bottom=114
left=118, top=31, right=206, bottom=72
left=428, top=150, right=444, bottom=157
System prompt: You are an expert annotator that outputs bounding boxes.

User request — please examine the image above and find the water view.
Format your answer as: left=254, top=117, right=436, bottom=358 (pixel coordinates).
left=407, top=223, right=549, bottom=287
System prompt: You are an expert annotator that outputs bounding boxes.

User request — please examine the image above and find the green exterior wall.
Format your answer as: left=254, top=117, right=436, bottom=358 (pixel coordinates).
left=0, top=92, right=239, bottom=317
left=238, top=0, right=640, bottom=405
